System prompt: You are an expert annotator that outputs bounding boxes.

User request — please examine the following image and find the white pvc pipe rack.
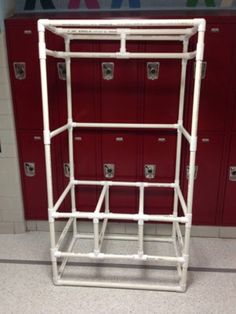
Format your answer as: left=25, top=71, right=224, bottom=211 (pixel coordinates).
left=38, top=18, right=205, bottom=292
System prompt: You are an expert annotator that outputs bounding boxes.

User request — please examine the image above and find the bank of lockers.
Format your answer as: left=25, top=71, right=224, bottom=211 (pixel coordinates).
left=5, top=14, right=236, bottom=225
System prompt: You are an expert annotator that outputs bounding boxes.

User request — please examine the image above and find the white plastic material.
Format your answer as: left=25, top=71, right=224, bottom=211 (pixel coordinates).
left=38, top=18, right=205, bottom=292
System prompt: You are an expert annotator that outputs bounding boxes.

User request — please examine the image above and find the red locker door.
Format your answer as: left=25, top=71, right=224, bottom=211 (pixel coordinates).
left=18, top=131, right=60, bottom=219
left=57, top=41, right=98, bottom=126
left=100, top=41, right=140, bottom=123
left=187, top=23, right=235, bottom=132
left=5, top=20, right=59, bottom=130
left=222, top=134, right=236, bottom=226
left=101, top=131, right=139, bottom=214
left=143, top=41, right=182, bottom=124
left=5, top=21, right=42, bottom=130
left=184, top=134, right=224, bottom=225
left=57, top=130, right=99, bottom=212
left=142, top=132, right=176, bottom=215
left=74, top=130, right=98, bottom=212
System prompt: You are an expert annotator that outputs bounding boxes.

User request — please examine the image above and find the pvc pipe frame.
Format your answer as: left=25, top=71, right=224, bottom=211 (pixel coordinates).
left=38, top=18, right=205, bottom=292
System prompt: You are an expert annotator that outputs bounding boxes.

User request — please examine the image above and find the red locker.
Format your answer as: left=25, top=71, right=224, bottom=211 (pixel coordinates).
left=101, top=131, right=139, bottom=213
left=222, top=134, right=236, bottom=226
left=60, top=131, right=98, bottom=212
left=5, top=21, right=42, bottom=130
left=57, top=41, right=98, bottom=126
left=183, top=134, right=224, bottom=225
left=74, top=130, right=98, bottom=211
left=5, top=20, right=59, bottom=130
left=100, top=41, right=141, bottom=123
left=142, top=132, right=177, bottom=215
left=187, top=23, right=235, bottom=132
left=18, top=131, right=60, bottom=220
left=143, top=41, right=182, bottom=124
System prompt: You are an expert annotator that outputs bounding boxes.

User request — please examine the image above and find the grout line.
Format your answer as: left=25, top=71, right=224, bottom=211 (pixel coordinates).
left=0, top=258, right=236, bottom=274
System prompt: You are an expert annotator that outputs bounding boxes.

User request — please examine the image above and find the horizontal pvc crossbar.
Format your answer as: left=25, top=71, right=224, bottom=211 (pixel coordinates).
left=68, top=35, right=186, bottom=41
left=52, top=212, right=188, bottom=223
left=39, top=18, right=205, bottom=28
left=53, top=27, right=196, bottom=35
left=72, top=122, right=178, bottom=129
left=75, top=233, right=173, bottom=243
left=55, top=251, right=185, bottom=263
left=55, top=279, right=184, bottom=292
left=46, top=50, right=196, bottom=60
left=73, top=180, right=175, bottom=188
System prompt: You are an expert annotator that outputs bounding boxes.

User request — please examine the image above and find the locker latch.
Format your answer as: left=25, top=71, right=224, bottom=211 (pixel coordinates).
left=104, top=164, right=115, bottom=178
left=13, top=62, right=26, bottom=80
left=229, top=166, right=236, bottom=181
left=102, top=63, right=114, bottom=80
left=63, top=163, right=70, bottom=178
left=193, top=61, right=207, bottom=80
left=144, top=164, right=156, bottom=179
left=186, top=165, right=198, bottom=180
left=147, top=62, right=159, bottom=80
left=24, top=162, right=35, bottom=177
left=57, top=62, right=66, bottom=80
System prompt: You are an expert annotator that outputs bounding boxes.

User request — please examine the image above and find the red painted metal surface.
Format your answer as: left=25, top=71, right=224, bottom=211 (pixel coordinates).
left=101, top=131, right=139, bottom=213
left=187, top=23, right=235, bottom=133
left=183, top=134, right=224, bottom=225
left=143, top=42, right=182, bottom=124
left=142, top=132, right=176, bottom=214
left=222, top=134, right=236, bottom=226
left=100, top=41, right=141, bottom=123
left=18, top=131, right=53, bottom=219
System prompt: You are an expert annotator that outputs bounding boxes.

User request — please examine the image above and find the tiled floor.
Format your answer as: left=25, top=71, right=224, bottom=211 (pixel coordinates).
left=0, top=232, right=236, bottom=314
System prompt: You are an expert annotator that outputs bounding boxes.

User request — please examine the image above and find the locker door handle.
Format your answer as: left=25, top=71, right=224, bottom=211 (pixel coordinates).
left=229, top=166, right=236, bottom=181
left=57, top=62, right=66, bottom=80
left=24, top=162, right=35, bottom=177
left=104, top=164, right=115, bottom=178
left=193, top=61, right=207, bottom=80
left=13, top=62, right=26, bottom=80
left=186, top=165, right=198, bottom=180
left=144, top=164, right=156, bottom=179
left=102, top=63, right=114, bottom=80
left=147, top=62, right=160, bottom=80
left=64, top=163, right=70, bottom=178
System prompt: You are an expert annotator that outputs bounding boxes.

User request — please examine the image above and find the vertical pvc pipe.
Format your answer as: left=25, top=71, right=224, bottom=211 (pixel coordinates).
left=181, top=28, right=205, bottom=291
left=38, top=26, right=58, bottom=281
left=93, top=218, right=99, bottom=254
left=65, top=37, right=77, bottom=236
left=105, top=186, right=109, bottom=213
left=172, top=39, right=189, bottom=241
left=138, top=186, right=144, bottom=256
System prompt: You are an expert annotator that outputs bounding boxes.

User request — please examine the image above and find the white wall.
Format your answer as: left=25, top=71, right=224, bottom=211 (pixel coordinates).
left=0, top=0, right=25, bottom=233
